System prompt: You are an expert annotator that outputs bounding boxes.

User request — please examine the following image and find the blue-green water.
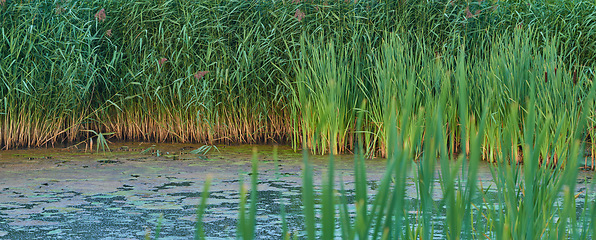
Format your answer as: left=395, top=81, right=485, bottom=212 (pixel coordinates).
left=0, top=144, right=387, bottom=239
left=0, top=144, right=591, bottom=239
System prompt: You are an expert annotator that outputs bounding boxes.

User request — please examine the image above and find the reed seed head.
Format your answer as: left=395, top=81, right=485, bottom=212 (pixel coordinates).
left=465, top=6, right=473, bottom=19
left=194, top=71, right=209, bottom=80
left=159, top=58, right=168, bottom=66
left=55, top=5, right=65, bottom=14
left=294, top=9, right=305, bottom=21
left=105, top=29, right=112, bottom=37
left=95, top=8, right=106, bottom=22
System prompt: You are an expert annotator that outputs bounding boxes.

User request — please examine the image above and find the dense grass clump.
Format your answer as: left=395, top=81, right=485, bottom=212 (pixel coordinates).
left=293, top=29, right=596, bottom=164
left=1, top=0, right=595, bottom=165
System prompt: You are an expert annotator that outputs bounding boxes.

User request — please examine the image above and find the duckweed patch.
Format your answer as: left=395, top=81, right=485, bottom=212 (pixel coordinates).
left=0, top=144, right=394, bottom=239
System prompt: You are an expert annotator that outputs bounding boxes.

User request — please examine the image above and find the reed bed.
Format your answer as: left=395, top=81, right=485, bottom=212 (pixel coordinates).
left=1, top=0, right=595, bottom=165
left=181, top=70, right=596, bottom=239
left=293, top=29, right=596, bottom=164
left=2, top=0, right=596, bottom=238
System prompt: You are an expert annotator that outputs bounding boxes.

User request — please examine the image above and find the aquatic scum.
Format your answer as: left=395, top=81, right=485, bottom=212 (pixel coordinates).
left=0, top=0, right=595, bottom=238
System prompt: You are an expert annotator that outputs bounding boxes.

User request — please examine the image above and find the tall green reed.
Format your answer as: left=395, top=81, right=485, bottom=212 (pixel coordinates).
left=184, top=51, right=594, bottom=239
left=1, top=0, right=596, bottom=163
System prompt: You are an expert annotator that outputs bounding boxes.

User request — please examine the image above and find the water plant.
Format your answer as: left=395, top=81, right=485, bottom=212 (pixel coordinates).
left=178, top=33, right=596, bottom=239
left=179, top=65, right=595, bottom=239
left=1, top=0, right=595, bottom=160
left=2, top=1, right=596, bottom=236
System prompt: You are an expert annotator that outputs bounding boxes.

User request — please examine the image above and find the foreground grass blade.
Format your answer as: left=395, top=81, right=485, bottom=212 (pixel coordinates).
left=302, top=148, right=315, bottom=240
left=194, top=176, right=212, bottom=240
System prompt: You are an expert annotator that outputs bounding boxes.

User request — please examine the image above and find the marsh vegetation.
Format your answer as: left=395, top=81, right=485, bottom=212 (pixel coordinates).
left=1, top=0, right=596, bottom=239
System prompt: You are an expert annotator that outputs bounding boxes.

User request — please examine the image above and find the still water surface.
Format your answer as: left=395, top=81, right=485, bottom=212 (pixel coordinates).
left=0, top=144, right=592, bottom=239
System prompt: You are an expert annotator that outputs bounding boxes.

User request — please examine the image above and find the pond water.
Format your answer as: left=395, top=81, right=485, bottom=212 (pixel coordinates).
left=0, top=143, right=592, bottom=239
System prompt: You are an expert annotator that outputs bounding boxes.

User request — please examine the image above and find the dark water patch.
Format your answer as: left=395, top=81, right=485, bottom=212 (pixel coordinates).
left=222, top=179, right=240, bottom=183
left=367, top=180, right=380, bottom=190
left=118, top=184, right=135, bottom=191
left=127, top=157, right=148, bottom=162
left=97, top=159, right=121, bottom=164
left=264, top=180, right=302, bottom=192
left=153, top=181, right=194, bottom=191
